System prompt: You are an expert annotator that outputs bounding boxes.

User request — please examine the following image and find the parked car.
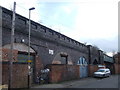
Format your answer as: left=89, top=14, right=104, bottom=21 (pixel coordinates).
left=94, top=68, right=111, bottom=78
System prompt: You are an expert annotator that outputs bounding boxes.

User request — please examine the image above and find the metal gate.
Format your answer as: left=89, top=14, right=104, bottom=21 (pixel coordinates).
left=77, top=57, right=88, bottom=78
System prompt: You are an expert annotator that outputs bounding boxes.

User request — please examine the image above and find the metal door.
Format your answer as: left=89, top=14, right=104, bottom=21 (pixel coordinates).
left=80, top=65, right=88, bottom=78
left=77, top=57, right=88, bottom=78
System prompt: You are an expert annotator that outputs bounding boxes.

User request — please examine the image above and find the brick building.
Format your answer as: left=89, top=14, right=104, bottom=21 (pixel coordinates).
left=113, top=52, right=120, bottom=74
left=0, top=6, right=114, bottom=88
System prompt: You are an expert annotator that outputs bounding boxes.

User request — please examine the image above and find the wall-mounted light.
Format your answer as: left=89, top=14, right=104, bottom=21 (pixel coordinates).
left=21, top=39, right=25, bottom=43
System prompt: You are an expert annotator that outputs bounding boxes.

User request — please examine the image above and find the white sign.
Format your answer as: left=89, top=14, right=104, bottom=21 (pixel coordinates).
left=49, top=49, right=54, bottom=55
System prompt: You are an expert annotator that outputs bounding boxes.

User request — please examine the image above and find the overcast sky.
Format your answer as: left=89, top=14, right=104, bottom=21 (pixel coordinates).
left=0, top=0, right=119, bottom=56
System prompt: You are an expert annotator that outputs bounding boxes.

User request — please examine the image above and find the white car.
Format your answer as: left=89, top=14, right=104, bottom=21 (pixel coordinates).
left=94, top=68, right=111, bottom=78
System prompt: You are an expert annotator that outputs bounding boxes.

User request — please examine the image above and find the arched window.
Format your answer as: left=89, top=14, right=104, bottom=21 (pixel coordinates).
left=93, top=59, right=98, bottom=65
left=77, top=57, right=87, bottom=65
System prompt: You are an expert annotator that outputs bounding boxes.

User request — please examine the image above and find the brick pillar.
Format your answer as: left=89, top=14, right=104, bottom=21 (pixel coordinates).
left=88, top=65, right=99, bottom=77
left=34, top=55, right=43, bottom=83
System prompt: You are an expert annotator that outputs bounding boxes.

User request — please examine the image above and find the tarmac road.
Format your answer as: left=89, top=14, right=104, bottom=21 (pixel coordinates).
left=32, top=75, right=119, bottom=89
left=66, top=75, right=119, bottom=88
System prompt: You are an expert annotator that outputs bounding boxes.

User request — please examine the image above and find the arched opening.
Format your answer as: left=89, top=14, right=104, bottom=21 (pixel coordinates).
left=3, top=43, right=36, bottom=53
left=77, top=57, right=87, bottom=65
left=93, top=59, right=98, bottom=65
left=52, top=52, right=73, bottom=65
left=3, top=43, right=36, bottom=83
left=3, top=43, right=36, bottom=63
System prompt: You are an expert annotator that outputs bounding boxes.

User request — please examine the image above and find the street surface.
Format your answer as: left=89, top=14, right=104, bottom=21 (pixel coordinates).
left=32, top=75, right=119, bottom=88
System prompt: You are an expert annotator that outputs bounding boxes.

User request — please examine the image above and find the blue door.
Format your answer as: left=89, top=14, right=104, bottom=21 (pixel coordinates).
left=80, top=65, right=88, bottom=78
left=77, top=57, right=88, bottom=78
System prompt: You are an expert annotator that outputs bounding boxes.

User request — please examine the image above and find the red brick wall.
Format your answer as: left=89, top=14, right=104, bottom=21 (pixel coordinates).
left=1, top=48, right=45, bottom=88
left=34, top=55, right=44, bottom=81
left=114, top=64, right=120, bottom=74
left=88, top=65, right=99, bottom=76
left=114, top=53, right=120, bottom=64
left=114, top=53, right=120, bottom=74
left=47, top=65, right=79, bottom=83
left=1, top=48, right=18, bottom=62
left=2, top=63, right=29, bottom=88
left=1, top=48, right=31, bottom=88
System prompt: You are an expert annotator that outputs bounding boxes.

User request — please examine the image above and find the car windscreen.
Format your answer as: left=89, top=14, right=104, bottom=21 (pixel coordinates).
left=97, top=69, right=105, bottom=72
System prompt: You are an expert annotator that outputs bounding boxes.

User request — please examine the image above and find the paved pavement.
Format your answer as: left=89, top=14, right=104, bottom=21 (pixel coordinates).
left=32, top=75, right=119, bottom=89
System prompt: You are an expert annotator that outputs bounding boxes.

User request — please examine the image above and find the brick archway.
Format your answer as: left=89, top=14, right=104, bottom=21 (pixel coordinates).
left=2, top=43, right=38, bottom=87
left=3, top=43, right=36, bottom=53
left=52, top=52, right=73, bottom=65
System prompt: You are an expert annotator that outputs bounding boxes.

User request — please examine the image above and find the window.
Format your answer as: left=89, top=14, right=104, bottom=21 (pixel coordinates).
left=61, top=56, right=68, bottom=64
left=60, top=53, right=68, bottom=64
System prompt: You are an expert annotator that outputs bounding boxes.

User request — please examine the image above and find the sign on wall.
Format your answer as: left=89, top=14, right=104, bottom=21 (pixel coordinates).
left=49, top=49, right=54, bottom=55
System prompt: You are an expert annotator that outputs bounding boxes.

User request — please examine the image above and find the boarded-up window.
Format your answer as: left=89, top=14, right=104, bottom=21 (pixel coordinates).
left=17, top=53, right=34, bottom=62
left=61, top=56, right=68, bottom=64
